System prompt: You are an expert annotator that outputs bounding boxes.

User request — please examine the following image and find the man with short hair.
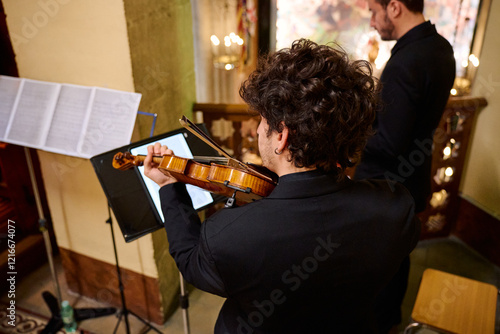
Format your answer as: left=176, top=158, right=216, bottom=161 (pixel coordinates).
left=355, top=0, right=456, bottom=331
left=145, top=39, right=420, bottom=333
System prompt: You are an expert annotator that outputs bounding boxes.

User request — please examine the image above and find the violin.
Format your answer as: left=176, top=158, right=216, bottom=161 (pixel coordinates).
left=112, top=152, right=276, bottom=204
left=112, top=116, right=277, bottom=205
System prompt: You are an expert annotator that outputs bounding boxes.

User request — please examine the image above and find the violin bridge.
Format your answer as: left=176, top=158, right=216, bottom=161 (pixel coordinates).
left=227, top=158, right=244, bottom=168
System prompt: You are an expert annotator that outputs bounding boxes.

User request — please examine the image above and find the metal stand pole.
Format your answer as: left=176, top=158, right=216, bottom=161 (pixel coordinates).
left=24, top=147, right=62, bottom=305
left=179, top=272, right=190, bottom=334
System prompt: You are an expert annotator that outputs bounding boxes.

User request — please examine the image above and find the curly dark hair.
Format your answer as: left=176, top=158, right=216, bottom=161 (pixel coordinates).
left=239, top=39, right=379, bottom=174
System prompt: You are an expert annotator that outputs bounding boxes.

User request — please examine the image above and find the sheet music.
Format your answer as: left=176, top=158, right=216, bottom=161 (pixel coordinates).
left=0, top=76, right=22, bottom=139
left=78, top=88, right=141, bottom=158
left=5, top=79, right=60, bottom=147
left=44, top=84, right=93, bottom=154
left=0, top=75, right=141, bottom=159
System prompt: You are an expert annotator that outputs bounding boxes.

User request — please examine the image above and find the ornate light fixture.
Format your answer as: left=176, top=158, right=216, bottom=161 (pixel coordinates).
left=210, top=32, right=244, bottom=70
left=210, top=0, right=244, bottom=71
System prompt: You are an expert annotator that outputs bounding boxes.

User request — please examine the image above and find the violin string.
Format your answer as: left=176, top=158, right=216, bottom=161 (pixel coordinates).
left=135, top=154, right=228, bottom=164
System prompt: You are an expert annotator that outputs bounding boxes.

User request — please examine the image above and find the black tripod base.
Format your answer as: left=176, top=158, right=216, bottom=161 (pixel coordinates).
left=113, top=309, right=163, bottom=334
left=41, top=291, right=117, bottom=334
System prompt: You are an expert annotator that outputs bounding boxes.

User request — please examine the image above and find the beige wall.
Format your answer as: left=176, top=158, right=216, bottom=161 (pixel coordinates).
left=461, top=0, right=500, bottom=219
left=3, top=0, right=158, bottom=277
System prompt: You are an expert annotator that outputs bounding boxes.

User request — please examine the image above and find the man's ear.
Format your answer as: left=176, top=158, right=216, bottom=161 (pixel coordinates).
left=387, top=0, right=402, bottom=19
left=276, top=122, right=289, bottom=152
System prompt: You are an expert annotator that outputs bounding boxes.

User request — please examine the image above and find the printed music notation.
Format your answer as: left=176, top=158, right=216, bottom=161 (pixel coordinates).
left=0, top=75, right=141, bottom=159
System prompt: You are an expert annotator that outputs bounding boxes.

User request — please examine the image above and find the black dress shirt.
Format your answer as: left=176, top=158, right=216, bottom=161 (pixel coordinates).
left=355, top=21, right=456, bottom=212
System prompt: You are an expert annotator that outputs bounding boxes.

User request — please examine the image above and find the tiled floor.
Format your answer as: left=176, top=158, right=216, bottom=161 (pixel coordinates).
left=2, top=235, right=499, bottom=333
left=1, top=256, right=224, bottom=333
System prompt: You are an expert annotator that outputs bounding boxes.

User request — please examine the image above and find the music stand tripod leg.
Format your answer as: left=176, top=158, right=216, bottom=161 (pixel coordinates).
left=179, top=272, right=190, bottom=334
left=25, top=147, right=63, bottom=305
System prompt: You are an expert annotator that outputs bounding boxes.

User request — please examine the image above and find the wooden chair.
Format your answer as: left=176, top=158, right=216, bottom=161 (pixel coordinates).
left=404, top=268, right=498, bottom=334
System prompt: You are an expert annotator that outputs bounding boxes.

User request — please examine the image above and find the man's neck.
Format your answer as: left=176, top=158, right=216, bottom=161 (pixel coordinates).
left=278, top=166, right=317, bottom=178
left=273, top=160, right=317, bottom=177
left=266, top=149, right=317, bottom=177
left=394, top=14, right=426, bottom=40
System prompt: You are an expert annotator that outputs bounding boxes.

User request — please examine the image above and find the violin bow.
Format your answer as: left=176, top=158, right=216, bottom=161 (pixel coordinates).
left=179, top=116, right=275, bottom=182
left=179, top=116, right=234, bottom=160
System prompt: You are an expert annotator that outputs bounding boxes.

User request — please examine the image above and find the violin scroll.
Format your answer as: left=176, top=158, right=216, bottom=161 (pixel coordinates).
left=112, top=152, right=143, bottom=170
left=113, top=152, right=164, bottom=171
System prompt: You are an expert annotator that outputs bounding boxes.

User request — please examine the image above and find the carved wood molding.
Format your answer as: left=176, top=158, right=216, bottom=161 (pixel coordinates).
left=446, top=96, right=488, bottom=110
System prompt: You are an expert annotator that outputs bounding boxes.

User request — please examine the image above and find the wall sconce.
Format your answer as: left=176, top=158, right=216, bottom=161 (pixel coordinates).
left=210, top=32, right=244, bottom=70
left=209, top=0, right=244, bottom=71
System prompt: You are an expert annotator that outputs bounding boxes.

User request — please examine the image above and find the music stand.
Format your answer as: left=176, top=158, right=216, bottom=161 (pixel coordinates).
left=91, top=119, right=228, bottom=334
left=23, top=147, right=116, bottom=334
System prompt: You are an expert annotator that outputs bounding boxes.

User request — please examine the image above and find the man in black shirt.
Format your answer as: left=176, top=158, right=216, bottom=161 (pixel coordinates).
left=355, top=0, right=456, bottom=331
left=145, top=39, right=420, bottom=333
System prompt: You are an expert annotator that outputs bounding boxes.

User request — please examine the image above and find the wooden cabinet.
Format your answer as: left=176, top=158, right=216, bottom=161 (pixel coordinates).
left=0, top=143, right=53, bottom=292
left=418, top=96, right=487, bottom=239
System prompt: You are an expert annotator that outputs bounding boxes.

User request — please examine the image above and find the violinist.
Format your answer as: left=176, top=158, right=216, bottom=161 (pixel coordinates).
left=144, top=39, right=420, bottom=334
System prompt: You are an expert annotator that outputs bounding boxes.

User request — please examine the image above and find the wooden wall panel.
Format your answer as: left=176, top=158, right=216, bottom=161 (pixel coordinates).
left=60, top=247, right=165, bottom=325
left=453, top=197, right=500, bottom=267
